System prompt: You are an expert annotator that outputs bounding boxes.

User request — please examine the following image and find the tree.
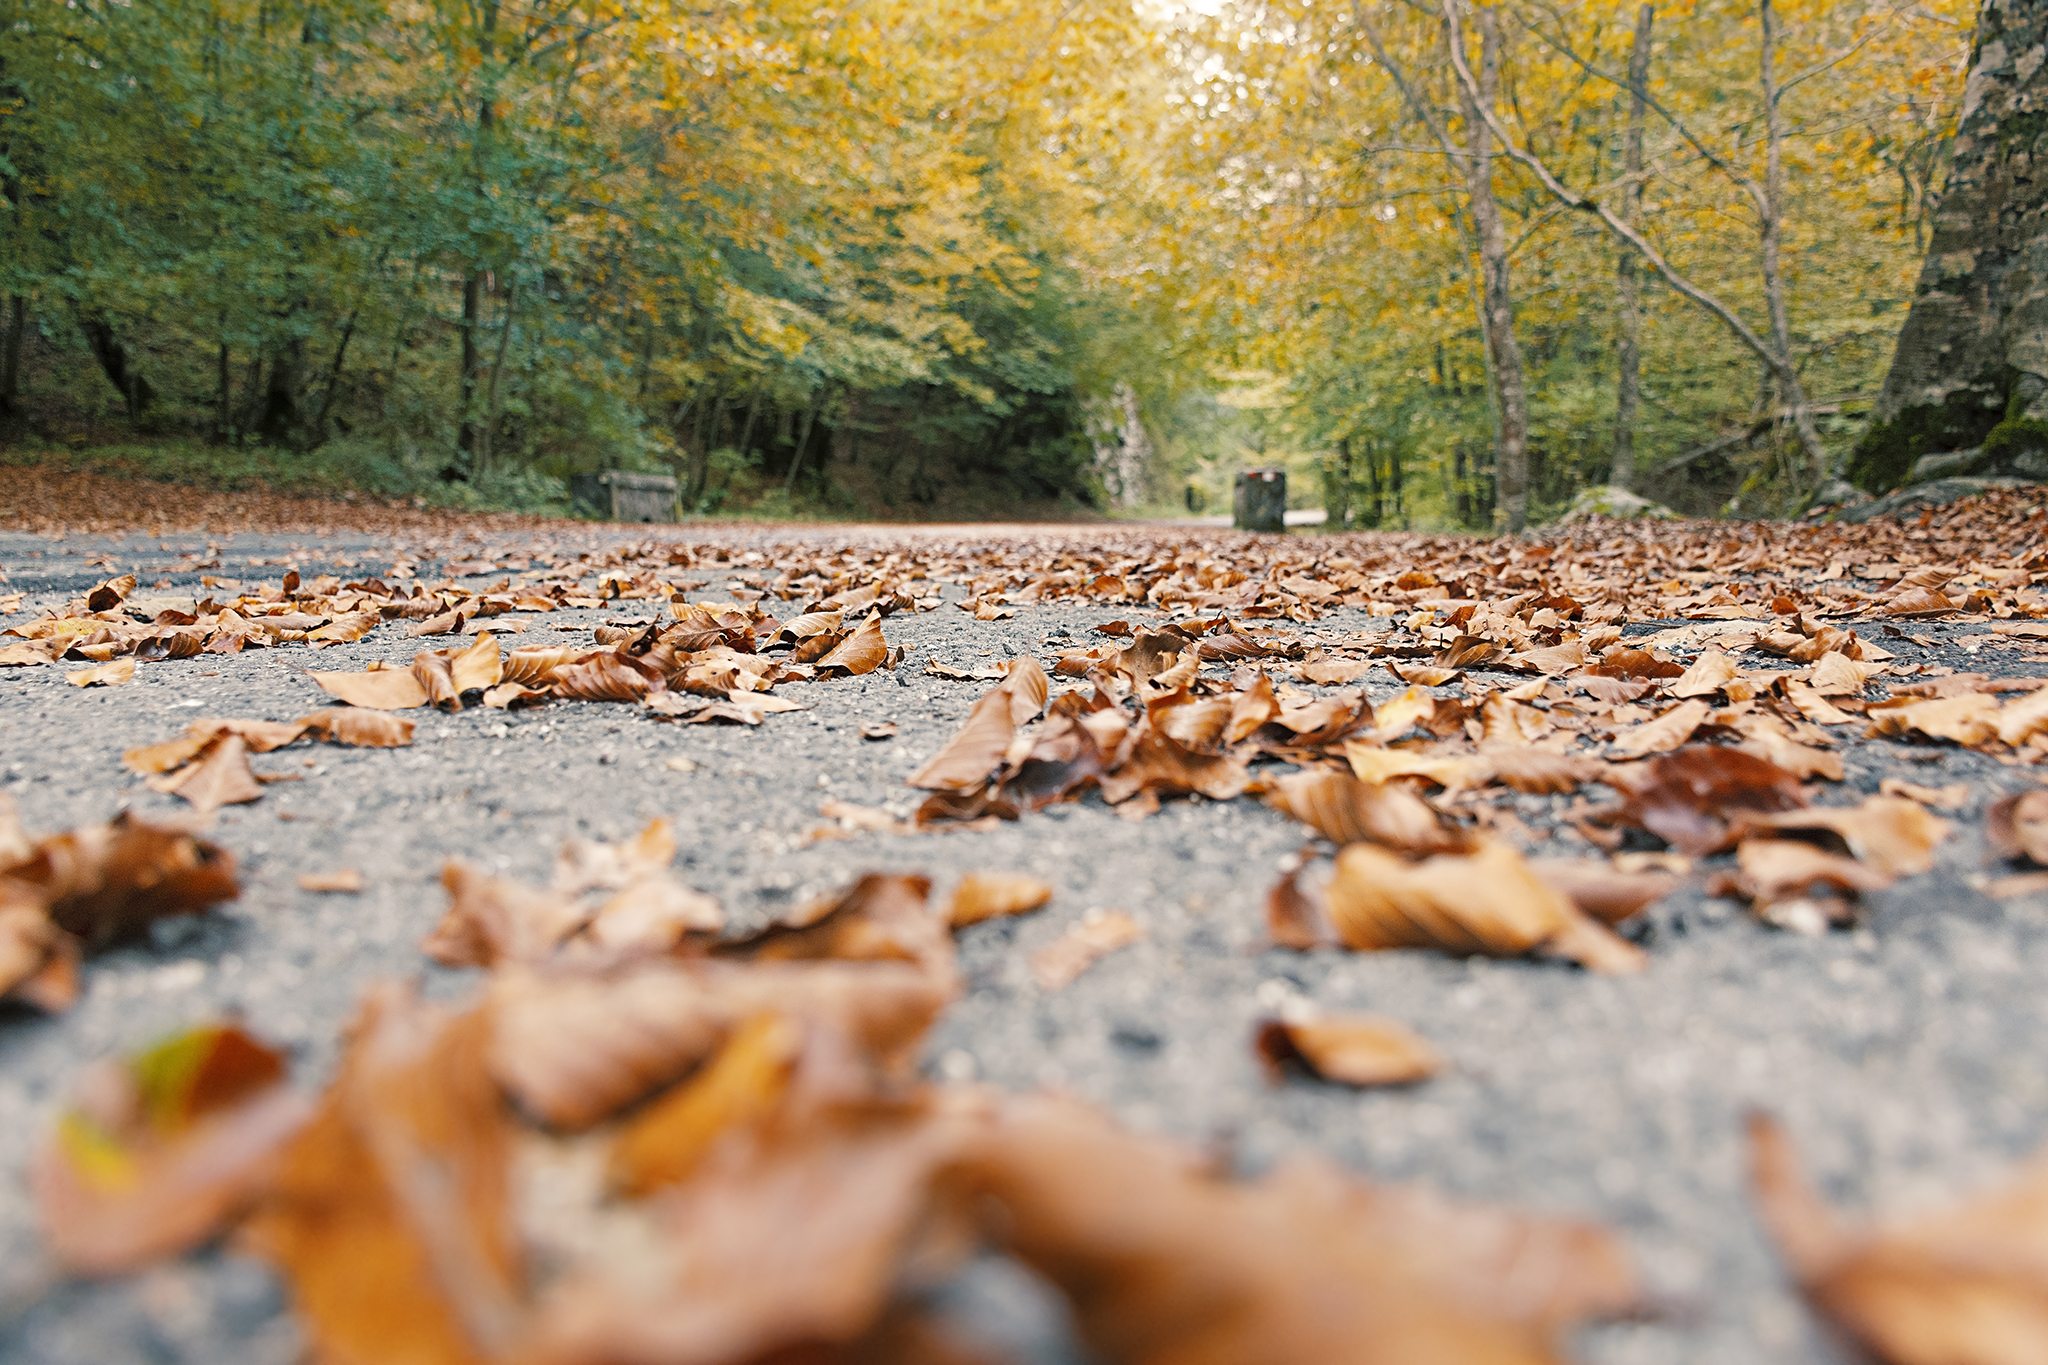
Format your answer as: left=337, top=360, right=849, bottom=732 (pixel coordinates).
left=1851, top=0, right=2048, bottom=491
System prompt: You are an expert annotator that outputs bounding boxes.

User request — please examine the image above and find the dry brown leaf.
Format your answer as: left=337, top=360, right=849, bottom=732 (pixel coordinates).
left=34, top=1023, right=311, bottom=1275
left=298, top=869, right=364, bottom=893
left=1783, top=681, right=1856, bottom=726
left=295, top=707, right=415, bottom=747
left=948, top=873, right=1055, bottom=927
left=0, top=902, right=79, bottom=1011
left=1868, top=692, right=2001, bottom=746
left=0, top=641, right=51, bottom=666
left=66, top=658, right=135, bottom=688
left=152, top=734, right=264, bottom=815
left=1526, top=859, right=1679, bottom=925
left=1343, top=742, right=1483, bottom=790
left=1030, top=909, right=1143, bottom=989
left=816, top=612, right=889, bottom=675
left=1326, top=840, right=1645, bottom=974
left=1669, top=651, right=1740, bottom=699
left=1807, top=651, right=1885, bottom=696
left=481, top=682, right=549, bottom=709
left=1098, top=726, right=1252, bottom=805
left=1265, top=769, right=1470, bottom=855
left=908, top=689, right=1016, bottom=792
left=952, top=1093, right=1643, bottom=1364
left=242, top=984, right=526, bottom=1365
left=860, top=721, right=898, bottom=740
left=551, top=649, right=662, bottom=703
left=1996, top=689, right=2048, bottom=748
left=423, top=862, right=589, bottom=969
left=308, top=665, right=430, bottom=711
left=1615, top=746, right=1809, bottom=856
left=1876, top=778, right=1969, bottom=810
left=122, top=731, right=220, bottom=775
left=1, top=812, right=239, bottom=949
left=1985, top=789, right=2048, bottom=866
left=1726, top=839, right=1891, bottom=933
left=448, top=632, right=503, bottom=693
left=1487, top=749, right=1600, bottom=795
left=1304, top=657, right=1375, bottom=685
left=1750, top=1110, right=2048, bottom=1365
left=1736, top=796, right=1949, bottom=880
left=1255, top=1014, right=1440, bottom=1087
left=605, top=1011, right=804, bottom=1197
left=717, top=873, right=951, bottom=975
left=1611, top=698, right=1712, bottom=758
left=502, top=646, right=578, bottom=687
left=488, top=958, right=953, bottom=1128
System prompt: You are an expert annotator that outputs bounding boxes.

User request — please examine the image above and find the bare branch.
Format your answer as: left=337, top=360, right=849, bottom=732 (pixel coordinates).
left=1438, top=0, right=1787, bottom=382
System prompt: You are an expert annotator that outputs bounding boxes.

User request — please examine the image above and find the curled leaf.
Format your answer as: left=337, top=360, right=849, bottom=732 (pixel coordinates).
left=948, top=873, right=1054, bottom=928
left=1256, top=1014, right=1439, bottom=1087
left=1327, top=840, right=1644, bottom=974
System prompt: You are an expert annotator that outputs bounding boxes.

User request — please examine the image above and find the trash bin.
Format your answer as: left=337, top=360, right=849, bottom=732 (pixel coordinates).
left=570, top=472, right=680, bottom=523
left=1233, top=468, right=1287, bottom=532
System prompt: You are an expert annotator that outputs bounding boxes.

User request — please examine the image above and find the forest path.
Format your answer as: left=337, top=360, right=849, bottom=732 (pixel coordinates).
left=1, top=515, right=2045, bottom=1365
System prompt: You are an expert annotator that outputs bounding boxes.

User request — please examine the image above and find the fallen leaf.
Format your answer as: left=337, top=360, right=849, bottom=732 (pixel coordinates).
left=1611, top=698, right=1712, bottom=758
left=1615, top=746, right=1809, bottom=856
left=1265, top=769, right=1470, bottom=855
left=816, top=612, right=889, bottom=675
left=1735, top=796, right=1949, bottom=880
left=908, top=690, right=1016, bottom=792
left=1750, top=1110, right=2048, bottom=1365
left=1, top=812, right=239, bottom=949
left=1255, top=1014, right=1439, bottom=1087
left=948, top=873, right=1054, bottom=927
left=241, top=984, right=526, bottom=1365
left=308, top=665, right=430, bottom=711
left=152, top=734, right=264, bottom=815
left=488, top=958, right=953, bottom=1128
left=34, top=1023, right=311, bottom=1275
left=423, top=862, right=589, bottom=969
left=1030, top=909, right=1143, bottom=989
left=860, top=721, right=898, bottom=740
left=1876, top=778, right=1969, bottom=810
left=1669, top=651, right=1740, bottom=698
left=298, top=870, right=364, bottom=893
left=1325, top=839, right=1645, bottom=974
left=1526, top=859, right=1679, bottom=925
left=1807, top=651, right=1885, bottom=696
left=1868, top=692, right=2001, bottom=746
left=66, top=658, right=135, bottom=688
left=1343, top=743, right=1483, bottom=790
left=1725, top=839, right=1891, bottom=933
left=295, top=708, right=416, bottom=748
left=952, top=1094, right=1643, bottom=1364
left=1986, top=789, right=2048, bottom=865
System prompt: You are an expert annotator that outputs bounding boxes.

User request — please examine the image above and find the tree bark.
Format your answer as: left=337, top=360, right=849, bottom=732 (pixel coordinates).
left=1456, top=10, right=1531, bottom=532
left=1611, top=4, right=1653, bottom=488
left=1853, top=0, right=2048, bottom=490
left=77, top=312, right=154, bottom=418
left=0, top=295, right=25, bottom=418
left=1755, top=0, right=1828, bottom=487
left=459, top=270, right=483, bottom=458
left=476, top=273, right=519, bottom=476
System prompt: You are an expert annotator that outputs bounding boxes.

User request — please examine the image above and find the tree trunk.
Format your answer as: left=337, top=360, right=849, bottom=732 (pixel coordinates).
left=477, top=274, right=518, bottom=478
left=1611, top=4, right=1653, bottom=488
left=0, top=295, right=25, bottom=418
left=1756, top=0, right=1830, bottom=487
left=1457, top=11, right=1531, bottom=532
left=1852, top=0, right=2048, bottom=491
left=458, top=269, right=483, bottom=458
left=216, top=337, right=232, bottom=439
left=77, top=312, right=154, bottom=417
left=256, top=337, right=302, bottom=446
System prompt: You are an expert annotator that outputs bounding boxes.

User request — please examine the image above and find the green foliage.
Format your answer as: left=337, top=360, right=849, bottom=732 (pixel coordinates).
left=1983, top=416, right=2048, bottom=461
left=0, top=0, right=1145, bottom=518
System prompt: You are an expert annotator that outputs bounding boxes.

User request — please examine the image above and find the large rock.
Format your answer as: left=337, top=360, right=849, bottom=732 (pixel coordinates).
left=1850, top=0, right=2048, bottom=492
left=1555, top=485, right=1679, bottom=523
left=1836, top=475, right=2038, bottom=523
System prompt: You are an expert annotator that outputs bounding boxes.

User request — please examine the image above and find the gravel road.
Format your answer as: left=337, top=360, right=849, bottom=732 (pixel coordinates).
left=2, top=522, right=2046, bottom=1365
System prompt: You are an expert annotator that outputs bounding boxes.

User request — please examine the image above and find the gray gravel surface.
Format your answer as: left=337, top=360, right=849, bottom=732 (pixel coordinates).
left=2, top=524, right=2046, bottom=1364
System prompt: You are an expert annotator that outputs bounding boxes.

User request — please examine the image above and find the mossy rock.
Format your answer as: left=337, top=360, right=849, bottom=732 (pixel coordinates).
left=1555, top=485, right=1680, bottom=523
left=1847, top=371, right=2009, bottom=492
